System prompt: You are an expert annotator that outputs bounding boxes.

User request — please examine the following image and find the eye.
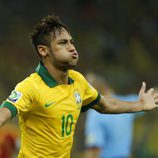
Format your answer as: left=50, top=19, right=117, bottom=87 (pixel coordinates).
left=59, top=41, right=67, bottom=45
left=71, top=41, right=74, bottom=45
left=70, top=40, right=74, bottom=44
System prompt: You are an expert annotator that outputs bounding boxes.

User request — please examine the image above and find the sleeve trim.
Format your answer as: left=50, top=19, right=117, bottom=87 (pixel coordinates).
left=0, top=101, right=18, bottom=118
left=81, top=94, right=101, bottom=112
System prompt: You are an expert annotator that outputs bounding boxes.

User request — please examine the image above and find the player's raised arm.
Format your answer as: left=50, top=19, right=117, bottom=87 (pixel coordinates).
left=0, top=107, right=12, bottom=127
left=92, top=82, right=158, bottom=114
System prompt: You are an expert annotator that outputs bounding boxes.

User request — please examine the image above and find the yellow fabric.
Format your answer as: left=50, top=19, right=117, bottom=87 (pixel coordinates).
left=6, top=70, right=99, bottom=158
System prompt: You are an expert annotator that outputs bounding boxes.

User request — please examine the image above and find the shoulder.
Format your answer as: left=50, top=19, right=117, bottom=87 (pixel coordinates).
left=15, top=73, right=40, bottom=92
left=10, top=73, right=41, bottom=103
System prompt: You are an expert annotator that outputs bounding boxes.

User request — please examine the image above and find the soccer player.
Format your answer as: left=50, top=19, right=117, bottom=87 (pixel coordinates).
left=85, top=73, right=144, bottom=158
left=0, top=15, right=158, bottom=158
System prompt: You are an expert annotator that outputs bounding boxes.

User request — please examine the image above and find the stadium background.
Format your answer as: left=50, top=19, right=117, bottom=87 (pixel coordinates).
left=0, top=0, right=158, bottom=157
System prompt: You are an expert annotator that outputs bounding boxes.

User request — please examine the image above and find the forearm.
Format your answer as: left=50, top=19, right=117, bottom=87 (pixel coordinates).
left=93, top=95, right=144, bottom=114
left=0, top=108, right=12, bottom=127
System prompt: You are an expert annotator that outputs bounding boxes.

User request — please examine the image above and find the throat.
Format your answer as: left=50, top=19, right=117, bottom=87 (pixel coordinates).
left=49, top=68, right=69, bottom=85
left=56, top=75, right=69, bottom=85
left=43, top=60, right=69, bottom=85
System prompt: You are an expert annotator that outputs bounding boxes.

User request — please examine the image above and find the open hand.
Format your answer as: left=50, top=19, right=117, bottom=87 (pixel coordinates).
left=138, top=82, right=158, bottom=111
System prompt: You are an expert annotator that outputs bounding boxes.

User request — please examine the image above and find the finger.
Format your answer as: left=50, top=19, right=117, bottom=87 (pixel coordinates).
left=154, top=99, right=158, bottom=106
left=154, top=98, right=158, bottom=104
left=147, top=88, right=154, bottom=95
left=140, top=82, right=146, bottom=93
left=154, top=93, right=158, bottom=99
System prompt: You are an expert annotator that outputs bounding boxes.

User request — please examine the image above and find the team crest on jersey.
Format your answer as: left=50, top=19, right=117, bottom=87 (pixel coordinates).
left=74, top=91, right=82, bottom=105
left=8, top=90, right=22, bottom=103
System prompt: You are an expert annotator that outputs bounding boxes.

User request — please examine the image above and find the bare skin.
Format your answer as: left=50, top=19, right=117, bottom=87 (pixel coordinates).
left=0, top=108, right=11, bottom=127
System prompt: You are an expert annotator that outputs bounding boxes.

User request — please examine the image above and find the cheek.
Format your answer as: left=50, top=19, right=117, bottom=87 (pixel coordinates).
left=53, top=50, right=69, bottom=61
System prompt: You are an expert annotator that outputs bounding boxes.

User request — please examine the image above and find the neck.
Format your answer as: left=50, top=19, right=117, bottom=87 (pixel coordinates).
left=43, top=61, right=69, bottom=85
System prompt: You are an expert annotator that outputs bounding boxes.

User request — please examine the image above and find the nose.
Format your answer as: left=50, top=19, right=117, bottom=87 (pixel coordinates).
left=68, top=42, right=76, bottom=52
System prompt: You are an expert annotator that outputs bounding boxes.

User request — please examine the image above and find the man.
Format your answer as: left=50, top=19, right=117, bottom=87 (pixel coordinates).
left=0, top=15, right=157, bottom=158
left=85, top=73, right=143, bottom=158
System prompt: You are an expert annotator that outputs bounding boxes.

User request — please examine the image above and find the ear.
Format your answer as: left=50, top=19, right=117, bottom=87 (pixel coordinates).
left=37, top=45, right=49, bottom=57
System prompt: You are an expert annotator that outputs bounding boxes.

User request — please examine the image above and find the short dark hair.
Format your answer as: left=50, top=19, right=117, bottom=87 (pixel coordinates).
left=30, top=15, right=69, bottom=53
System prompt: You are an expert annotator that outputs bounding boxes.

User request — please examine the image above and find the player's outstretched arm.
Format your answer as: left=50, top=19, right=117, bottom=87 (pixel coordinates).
left=0, top=107, right=12, bottom=127
left=92, top=82, right=158, bottom=114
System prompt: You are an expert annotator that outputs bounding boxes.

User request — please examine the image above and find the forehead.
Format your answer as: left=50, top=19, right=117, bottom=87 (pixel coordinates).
left=51, top=28, right=72, bottom=41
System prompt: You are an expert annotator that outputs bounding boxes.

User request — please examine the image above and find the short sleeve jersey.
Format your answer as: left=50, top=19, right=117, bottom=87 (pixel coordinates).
left=0, top=63, right=100, bottom=158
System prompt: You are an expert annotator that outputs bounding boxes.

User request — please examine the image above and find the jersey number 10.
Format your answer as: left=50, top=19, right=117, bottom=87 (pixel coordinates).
left=61, top=114, right=74, bottom=137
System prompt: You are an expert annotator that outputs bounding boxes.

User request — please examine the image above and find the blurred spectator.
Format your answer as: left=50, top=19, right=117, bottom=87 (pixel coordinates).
left=84, top=72, right=143, bottom=158
left=0, top=123, right=19, bottom=158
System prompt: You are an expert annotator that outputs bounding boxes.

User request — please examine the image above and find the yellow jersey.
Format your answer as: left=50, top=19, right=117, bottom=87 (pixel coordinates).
left=0, top=62, right=100, bottom=158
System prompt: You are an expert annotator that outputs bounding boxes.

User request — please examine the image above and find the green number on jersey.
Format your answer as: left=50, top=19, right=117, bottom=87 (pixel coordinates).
left=61, top=114, right=74, bottom=137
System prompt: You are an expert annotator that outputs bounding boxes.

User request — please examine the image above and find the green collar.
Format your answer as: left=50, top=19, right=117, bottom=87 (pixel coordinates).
left=35, top=62, right=74, bottom=87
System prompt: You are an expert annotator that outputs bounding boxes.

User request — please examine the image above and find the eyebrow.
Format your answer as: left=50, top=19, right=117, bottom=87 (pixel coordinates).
left=57, top=38, right=73, bottom=42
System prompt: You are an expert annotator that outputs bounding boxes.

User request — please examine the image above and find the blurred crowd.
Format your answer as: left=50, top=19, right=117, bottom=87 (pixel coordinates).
left=0, top=122, right=19, bottom=158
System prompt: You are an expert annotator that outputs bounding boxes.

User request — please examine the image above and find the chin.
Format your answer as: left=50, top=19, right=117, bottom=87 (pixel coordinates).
left=61, top=64, right=77, bottom=71
left=61, top=59, right=78, bottom=70
left=68, top=60, right=78, bottom=68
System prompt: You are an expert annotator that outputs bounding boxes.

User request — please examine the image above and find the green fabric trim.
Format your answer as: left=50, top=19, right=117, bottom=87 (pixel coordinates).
left=35, top=62, right=74, bottom=87
left=0, top=101, right=18, bottom=118
left=68, top=77, right=74, bottom=84
left=35, top=62, right=58, bottom=87
left=81, top=94, right=101, bottom=112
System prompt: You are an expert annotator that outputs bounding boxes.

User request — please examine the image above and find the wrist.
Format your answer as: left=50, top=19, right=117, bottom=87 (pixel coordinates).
left=137, top=99, right=146, bottom=112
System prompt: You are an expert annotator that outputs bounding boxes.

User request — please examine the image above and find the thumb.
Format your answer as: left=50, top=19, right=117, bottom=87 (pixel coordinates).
left=139, top=82, right=146, bottom=96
